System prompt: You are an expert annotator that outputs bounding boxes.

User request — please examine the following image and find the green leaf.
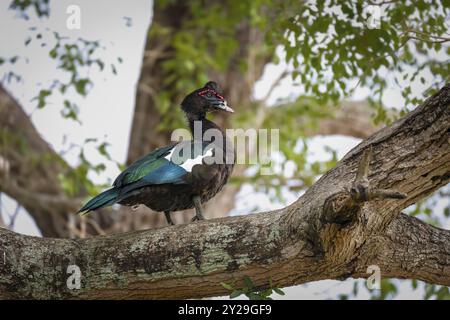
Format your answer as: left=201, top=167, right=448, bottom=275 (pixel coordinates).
left=230, top=290, right=243, bottom=299
left=74, top=78, right=90, bottom=96
left=49, top=47, right=58, bottom=58
left=98, top=142, right=111, bottom=158
left=246, top=292, right=262, bottom=300
left=221, top=282, right=234, bottom=290
left=352, top=282, right=359, bottom=296
left=243, top=276, right=254, bottom=289
left=36, top=89, right=51, bottom=109
left=61, top=100, right=79, bottom=121
left=273, top=288, right=285, bottom=296
left=260, top=289, right=273, bottom=297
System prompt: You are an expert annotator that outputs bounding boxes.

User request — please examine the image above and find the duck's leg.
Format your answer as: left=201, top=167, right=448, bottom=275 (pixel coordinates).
left=191, top=196, right=205, bottom=222
left=164, top=211, right=175, bottom=225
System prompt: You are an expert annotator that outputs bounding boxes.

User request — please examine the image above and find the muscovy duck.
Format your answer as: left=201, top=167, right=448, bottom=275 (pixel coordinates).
left=78, top=81, right=235, bottom=225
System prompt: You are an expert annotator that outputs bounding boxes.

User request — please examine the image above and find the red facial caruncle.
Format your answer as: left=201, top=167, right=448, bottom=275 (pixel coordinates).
left=198, top=89, right=224, bottom=100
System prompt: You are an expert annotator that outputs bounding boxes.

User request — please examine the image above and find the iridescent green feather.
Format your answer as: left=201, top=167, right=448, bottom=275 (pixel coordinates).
left=113, top=145, right=174, bottom=187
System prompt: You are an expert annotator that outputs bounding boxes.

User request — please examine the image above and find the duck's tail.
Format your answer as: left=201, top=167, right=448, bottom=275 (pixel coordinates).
left=78, top=188, right=119, bottom=215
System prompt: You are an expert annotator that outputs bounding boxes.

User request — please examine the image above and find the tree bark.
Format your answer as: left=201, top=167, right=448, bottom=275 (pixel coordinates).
left=0, top=84, right=448, bottom=299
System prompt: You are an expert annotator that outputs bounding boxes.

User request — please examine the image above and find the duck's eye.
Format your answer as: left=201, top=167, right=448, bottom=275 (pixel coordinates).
left=206, top=92, right=213, bottom=97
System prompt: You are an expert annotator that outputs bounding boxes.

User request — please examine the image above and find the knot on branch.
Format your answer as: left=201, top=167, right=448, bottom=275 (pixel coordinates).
left=323, top=146, right=407, bottom=225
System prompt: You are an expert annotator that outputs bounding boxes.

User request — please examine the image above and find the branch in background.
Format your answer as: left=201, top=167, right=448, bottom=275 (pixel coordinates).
left=261, top=70, right=290, bottom=104
left=277, top=99, right=389, bottom=139
left=402, top=29, right=450, bottom=44
left=318, top=103, right=378, bottom=137
left=0, top=84, right=115, bottom=238
left=0, top=83, right=448, bottom=299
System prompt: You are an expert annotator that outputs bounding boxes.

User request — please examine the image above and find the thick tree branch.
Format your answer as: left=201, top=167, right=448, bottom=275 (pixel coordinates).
left=0, top=84, right=448, bottom=299
left=355, top=213, right=450, bottom=286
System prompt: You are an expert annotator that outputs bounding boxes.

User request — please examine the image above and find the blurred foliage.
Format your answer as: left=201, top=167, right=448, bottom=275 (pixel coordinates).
left=145, top=0, right=450, bottom=195
left=147, top=0, right=281, bottom=131
left=338, top=278, right=450, bottom=300
left=9, top=0, right=49, bottom=18
left=222, top=277, right=285, bottom=300
left=423, top=283, right=450, bottom=300
left=57, top=137, right=120, bottom=197
left=1, top=0, right=124, bottom=202
left=1, top=0, right=449, bottom=300
left=270, top=0, right=449, bottom=116
left=33, top=30, right=121, bottom=122
left=3, top=3, right=122, bottom=122
left=151, top=0, right=449, bottom=128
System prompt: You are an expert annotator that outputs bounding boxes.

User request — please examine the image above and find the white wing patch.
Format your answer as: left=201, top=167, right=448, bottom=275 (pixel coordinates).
left=165, top=147, right=213, bottom=173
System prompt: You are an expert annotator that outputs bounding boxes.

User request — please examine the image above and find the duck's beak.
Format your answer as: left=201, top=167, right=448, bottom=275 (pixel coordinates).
left=214, top=100, right=234, bottom=113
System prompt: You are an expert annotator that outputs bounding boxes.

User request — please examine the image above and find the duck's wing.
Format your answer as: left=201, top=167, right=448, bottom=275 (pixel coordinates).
left=113, top=141, right=213, bottom=191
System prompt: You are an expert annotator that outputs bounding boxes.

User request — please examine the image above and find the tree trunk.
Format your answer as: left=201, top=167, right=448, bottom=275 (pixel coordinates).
left=0, top=85, right=115, bottom=237
left=0, top=83, right=448, bottom=299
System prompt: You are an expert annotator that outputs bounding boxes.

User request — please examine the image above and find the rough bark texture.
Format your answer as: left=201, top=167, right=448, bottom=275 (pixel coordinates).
left=0, top=84, right=448, bottom=299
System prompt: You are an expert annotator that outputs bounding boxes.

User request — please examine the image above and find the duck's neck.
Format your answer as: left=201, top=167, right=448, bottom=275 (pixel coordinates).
left=186, top=112, right=222, bottom=140
left=186, top=112, right=235, bottom=165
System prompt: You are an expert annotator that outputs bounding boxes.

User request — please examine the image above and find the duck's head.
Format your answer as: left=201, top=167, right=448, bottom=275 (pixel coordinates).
left=181, top=81, right=234, bottom=115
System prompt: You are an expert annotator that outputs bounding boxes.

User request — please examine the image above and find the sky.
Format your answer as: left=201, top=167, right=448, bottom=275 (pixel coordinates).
left=0, top=0, right=447, bottom=300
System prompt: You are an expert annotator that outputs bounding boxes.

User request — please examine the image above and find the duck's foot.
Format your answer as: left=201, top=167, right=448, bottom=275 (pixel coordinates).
left=191, top=196, right=205, bottom=222
left=164, top=211, right=175, bottom=225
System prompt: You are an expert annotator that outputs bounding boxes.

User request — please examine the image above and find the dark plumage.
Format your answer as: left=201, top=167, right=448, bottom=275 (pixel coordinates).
left=78, top=81, right=235, bottom=225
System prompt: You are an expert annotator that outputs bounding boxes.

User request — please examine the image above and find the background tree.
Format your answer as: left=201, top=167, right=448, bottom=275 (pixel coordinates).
left=0, top=0, right=449, bottom=299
